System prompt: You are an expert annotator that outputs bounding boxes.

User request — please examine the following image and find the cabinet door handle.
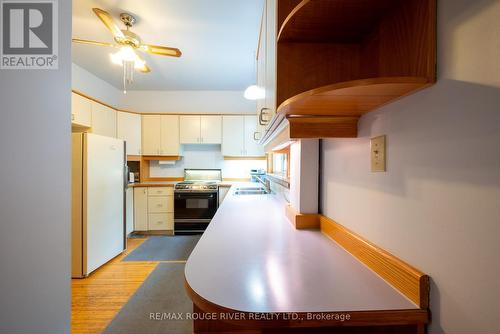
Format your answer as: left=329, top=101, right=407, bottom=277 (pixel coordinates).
left=259, top=108, right=271, bottom=125
left=253, top=132, right=261, bottom=141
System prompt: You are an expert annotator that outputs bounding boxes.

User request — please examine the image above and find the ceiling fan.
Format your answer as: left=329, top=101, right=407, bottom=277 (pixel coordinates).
left=73, top=8, right=182, bottom=92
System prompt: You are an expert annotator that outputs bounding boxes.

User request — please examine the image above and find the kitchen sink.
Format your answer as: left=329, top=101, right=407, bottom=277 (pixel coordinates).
left=233, top=187, right=269, bottom=195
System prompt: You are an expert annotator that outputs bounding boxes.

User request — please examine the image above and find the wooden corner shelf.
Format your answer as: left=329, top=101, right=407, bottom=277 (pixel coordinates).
left=274, top=0, right=437, bottom=138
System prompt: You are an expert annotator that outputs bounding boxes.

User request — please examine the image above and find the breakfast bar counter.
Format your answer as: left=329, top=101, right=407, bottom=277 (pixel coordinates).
left=184, top=185, right=429, bottom=333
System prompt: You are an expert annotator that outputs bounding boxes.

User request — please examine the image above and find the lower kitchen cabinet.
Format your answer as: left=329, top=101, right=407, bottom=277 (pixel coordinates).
left=148, top=213, right=174, bottom=231
left=126, top=187, right=134, bottom=235
left=133, top=187, right=174, bottom=232
left=133, top=187, right=149, bottom=231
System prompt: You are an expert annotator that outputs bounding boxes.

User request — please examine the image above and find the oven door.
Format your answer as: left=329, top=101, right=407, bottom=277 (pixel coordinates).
left=174, top=191, right=218, bottom=223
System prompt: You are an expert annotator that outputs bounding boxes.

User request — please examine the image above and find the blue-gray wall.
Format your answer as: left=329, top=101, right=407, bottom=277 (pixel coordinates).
left=0, top=0, right=71, bottom=333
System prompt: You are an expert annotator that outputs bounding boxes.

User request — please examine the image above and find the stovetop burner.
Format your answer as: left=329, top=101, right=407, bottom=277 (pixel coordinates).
left=175, top=169, right=222, bottom=192
left=174, top=180, right=220, bottom=192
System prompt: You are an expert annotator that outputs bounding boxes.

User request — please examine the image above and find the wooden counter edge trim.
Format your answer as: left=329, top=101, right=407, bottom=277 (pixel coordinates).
left=142, top=155, right=182, bottom=161
left=320, top=216, right=430, bottom=309
left=184, top=276, right=428, bottom=329
left=285, top=204, right=320, bottom=229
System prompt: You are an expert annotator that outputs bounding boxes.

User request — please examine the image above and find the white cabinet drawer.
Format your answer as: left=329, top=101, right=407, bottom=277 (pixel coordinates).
left=148, top=196, right=174, bottom=213
left=148, top=213, right=173, bottom=231
left=147, top=187, right=173, bottom=196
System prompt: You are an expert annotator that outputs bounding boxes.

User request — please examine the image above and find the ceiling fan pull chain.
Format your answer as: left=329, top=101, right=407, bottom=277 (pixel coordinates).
left=123, top=62, right=127, bottom=94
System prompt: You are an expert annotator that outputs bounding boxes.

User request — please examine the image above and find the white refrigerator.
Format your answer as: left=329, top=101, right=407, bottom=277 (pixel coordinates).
left=72, top=133, right=126, bottom=278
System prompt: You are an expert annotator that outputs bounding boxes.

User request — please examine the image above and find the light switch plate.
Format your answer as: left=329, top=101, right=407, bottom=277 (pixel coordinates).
left=371, top=135, right=386, bottom=172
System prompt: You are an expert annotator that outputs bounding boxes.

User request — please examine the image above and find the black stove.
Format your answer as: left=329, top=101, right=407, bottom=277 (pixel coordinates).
left=174, top=169, right=222, bottom=234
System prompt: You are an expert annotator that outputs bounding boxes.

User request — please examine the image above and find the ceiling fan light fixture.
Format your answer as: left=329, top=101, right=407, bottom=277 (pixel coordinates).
left=244, top=85, right=265, bottom=100
left=110, top=47, right=145, bottom=69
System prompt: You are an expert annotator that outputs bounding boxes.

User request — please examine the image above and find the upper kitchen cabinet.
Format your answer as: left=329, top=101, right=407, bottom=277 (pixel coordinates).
left=263, top=0, right=437, bottom=140
left=255, top=0, right=277, bottom=138
left=160, top=115, right=180, bottom=155
left=180, top=115, right=222, bottom=144
left=142, top=115, right=162, bottom=155
left=244, top=115, right=265, bottom=156
left=71, top=92, right=92, bottom=128
left=117, top=112, right=141, bottom=156
left=91, top=102, right=117, bottom=138
left=222, top=115, right=264, bottom=157
left=142, top=115, right=180, bottom=156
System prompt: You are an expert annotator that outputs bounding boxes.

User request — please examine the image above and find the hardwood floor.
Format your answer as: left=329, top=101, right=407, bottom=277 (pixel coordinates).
left=71, top=238, right=158, bottom=334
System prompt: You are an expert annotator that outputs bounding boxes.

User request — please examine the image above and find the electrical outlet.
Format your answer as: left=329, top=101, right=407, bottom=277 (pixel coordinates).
left=371, top=135, right=386, bottom=172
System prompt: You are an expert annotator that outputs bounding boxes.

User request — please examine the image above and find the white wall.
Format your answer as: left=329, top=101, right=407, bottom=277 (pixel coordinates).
left=120, top=90, right=255, bottom=113
left=320, top=1, right=500, bottom=333
left=149, top=145, right=266, bottom=179
left=71, top=66, right=256, bottom=114
left=289, top=140, right=319, bottom=214
left=72, top=63, right=122, bottom=107
left=0, top=2, right=71, bottom=333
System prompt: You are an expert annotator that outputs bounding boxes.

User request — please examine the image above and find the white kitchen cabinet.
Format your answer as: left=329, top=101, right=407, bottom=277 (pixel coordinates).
left=142, top=115, right=162, bottom=155
left=179, top=116, right=200, bottom=144
left=126, top=187, right=134, bottom=235
left=148, top=213, right=174, bottom=231
left=91, top=102, right=117, bottom=138
left=117, top=112, right=141, bottom=156
left=133, top=187, right=148, bottom=231
left=160, top=115, right=180, bottom=155
left=180, top=115, right=222, bottom=144
left=142, top=115, right=179, bottom=156
left=200, top=116, right=222, bottom=144
left=222, top=116, right=245, bottom=156
left=133, top=187, right=174, bottom=232
left=222, top=116, right=264, bottom=157
left=71, top=92, right=92, bottom=128
left=244, top=115, right=264, bottom=156
left=255, top=0, right=277, bottom=137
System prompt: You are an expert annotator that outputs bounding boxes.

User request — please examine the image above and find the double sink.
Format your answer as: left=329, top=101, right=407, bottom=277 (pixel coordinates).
left=233, top=186, right=269, bottom=195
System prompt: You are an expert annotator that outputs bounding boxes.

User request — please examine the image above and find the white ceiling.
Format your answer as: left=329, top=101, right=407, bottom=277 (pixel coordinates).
left=72, top=0, right=264, bottom=91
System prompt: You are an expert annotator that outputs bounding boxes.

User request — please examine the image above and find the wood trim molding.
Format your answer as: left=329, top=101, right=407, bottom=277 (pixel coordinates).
left=285, top=204, right=320, bottom=229
left=320, top=216, right=430, bottom=309
left=141, top=155, right=182, bottom=161
left=126, top=155, right=141, bottom=162
left=287, top=116, right=359, bottom=138
left=72, top=90, right=120, bottom=112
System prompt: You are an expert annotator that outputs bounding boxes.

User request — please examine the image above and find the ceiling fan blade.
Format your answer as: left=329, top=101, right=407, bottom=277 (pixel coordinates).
left=141, top=44, right=182, bottom=57
left=72, top=38, right=115, bottom=48
left=136, top=54, right=151, bottom=73
left=92, top=8, right=125, bottom=40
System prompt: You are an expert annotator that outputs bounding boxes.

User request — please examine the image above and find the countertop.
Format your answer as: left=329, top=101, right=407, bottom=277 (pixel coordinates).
left=185, top=184, right=418, bottom=313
